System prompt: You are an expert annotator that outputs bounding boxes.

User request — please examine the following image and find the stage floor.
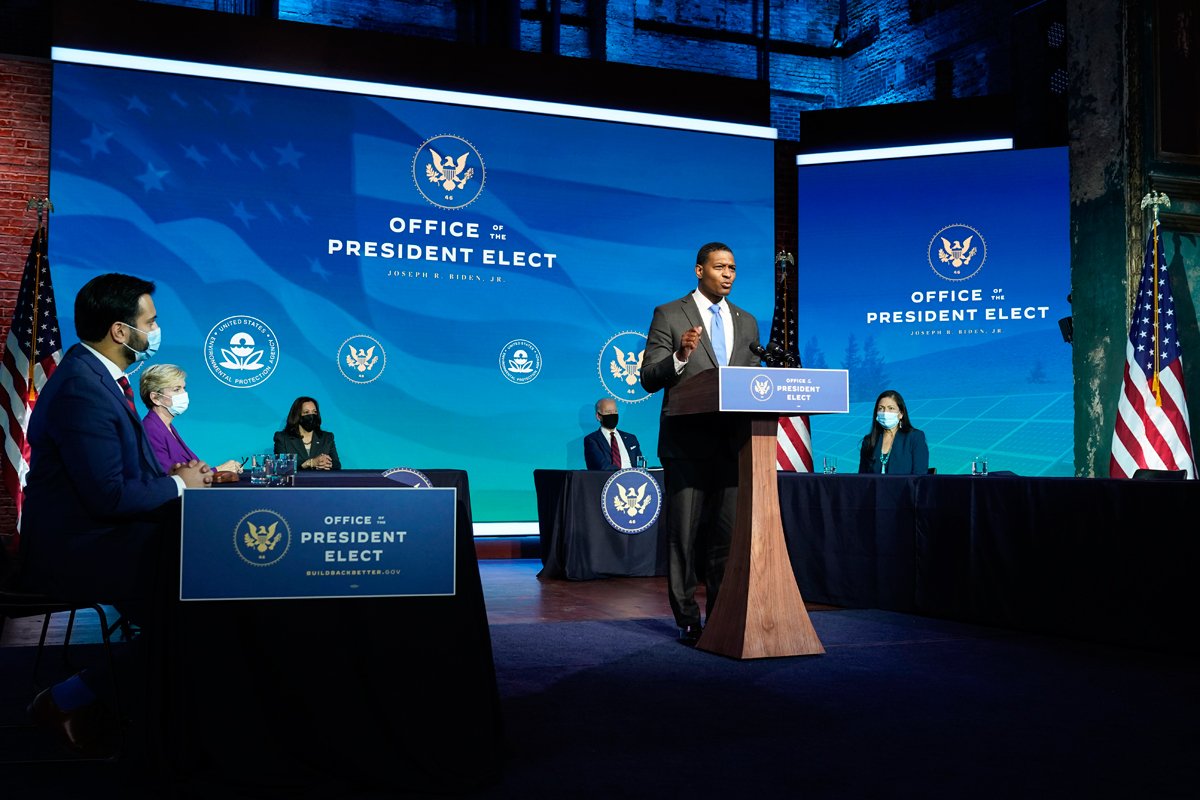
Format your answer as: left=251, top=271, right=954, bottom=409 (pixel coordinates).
left=0, top=558, right=837, bottom=646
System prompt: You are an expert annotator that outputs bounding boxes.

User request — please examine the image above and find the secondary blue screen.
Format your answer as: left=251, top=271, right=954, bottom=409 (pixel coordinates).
left=797, top=147, right=1072, bottom=476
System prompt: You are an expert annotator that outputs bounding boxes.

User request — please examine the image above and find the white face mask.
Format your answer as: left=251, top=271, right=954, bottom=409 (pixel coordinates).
left=876, top=411, right=900, bottom=430
left=160, top=390, right=189, bottom=417
left=122, top=322, right=162, bottom=362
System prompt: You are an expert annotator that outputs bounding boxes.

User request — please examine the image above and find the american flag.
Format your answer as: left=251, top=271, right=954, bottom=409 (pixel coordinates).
left=1, top=226, right=63, bottom=536
left=777, top=414, right=813, bottom=472
left=1110, top=223, right=1194, bottom=478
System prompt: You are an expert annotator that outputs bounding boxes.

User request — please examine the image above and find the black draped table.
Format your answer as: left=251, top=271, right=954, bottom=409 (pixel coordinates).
left=534, top=469, right=668, bottom=580
left=163, top=469, right=503, bottom=795
left=778, top=472, right=1200, bottom=653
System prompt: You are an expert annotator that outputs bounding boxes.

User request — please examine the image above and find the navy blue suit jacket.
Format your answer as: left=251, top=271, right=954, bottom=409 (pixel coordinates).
left=21, top=345, right=180, bottom=602
left=583, top=428, right=642, bottom=470
left=858, top=428, right=930, bottom=475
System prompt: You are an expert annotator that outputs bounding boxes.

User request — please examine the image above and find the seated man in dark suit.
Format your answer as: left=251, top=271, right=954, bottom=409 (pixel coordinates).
left=583, top=397, right=642, bottom=470
left=20, top=272, right=212, bottom=756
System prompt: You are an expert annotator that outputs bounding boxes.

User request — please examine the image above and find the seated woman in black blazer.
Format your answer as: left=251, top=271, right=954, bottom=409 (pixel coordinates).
left=274, top=396, right=341, bottom=470
left=858, top=389, right=929, bottom=475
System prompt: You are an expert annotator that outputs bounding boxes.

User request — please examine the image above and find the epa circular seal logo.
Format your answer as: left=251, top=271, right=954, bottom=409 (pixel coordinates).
left=750, top=373, right=775, bottom=402
left=598, top=331, right=651, bottom=403
left=234, top=508, right=291, bottom=567
left=205, top=315, right=279, bottom=389
left=338, top=334, right=386, bottom=385
left=413, top=134, right=486, bottom=210
left=499, top=339, right=542, bottom=384
left=928, top=224, right=987, bottom=282
left=382, top=467, right=434, bottom=488
left=601, top=468, right=662, bottom=535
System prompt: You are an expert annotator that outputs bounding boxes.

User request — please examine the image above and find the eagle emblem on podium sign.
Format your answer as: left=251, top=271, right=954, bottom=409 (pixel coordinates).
left=600, top=469, right=662, bottom=535
left=233, top=508, right=292, bottom=567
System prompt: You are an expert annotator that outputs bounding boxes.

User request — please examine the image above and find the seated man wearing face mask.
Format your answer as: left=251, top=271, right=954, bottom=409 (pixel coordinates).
left=139, top=363, right=242, bottom=475
left=20, top=273, right=212, bottom=756
left=583, top=397, right=643, bottom=470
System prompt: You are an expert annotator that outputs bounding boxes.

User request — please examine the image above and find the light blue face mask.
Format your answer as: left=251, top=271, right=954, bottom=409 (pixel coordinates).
left=122, top=323, right=161, bottom=363
left=876, top=411, right=900, bottom=430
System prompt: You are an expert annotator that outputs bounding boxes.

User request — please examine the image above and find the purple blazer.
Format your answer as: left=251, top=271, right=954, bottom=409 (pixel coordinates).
left=142, top=409, right=200, bottom=473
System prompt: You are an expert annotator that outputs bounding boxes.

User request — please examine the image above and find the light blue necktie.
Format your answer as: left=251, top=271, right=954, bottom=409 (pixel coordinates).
left=709, top=304, right=727, bottom=366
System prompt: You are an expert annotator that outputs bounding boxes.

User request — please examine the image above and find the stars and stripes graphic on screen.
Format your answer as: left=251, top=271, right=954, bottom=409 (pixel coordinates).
left=1110, top=223, right=1194, bottom=478
left=1, top=226, right=63, bottom=530
left=777, top=414, right=813, bottom=472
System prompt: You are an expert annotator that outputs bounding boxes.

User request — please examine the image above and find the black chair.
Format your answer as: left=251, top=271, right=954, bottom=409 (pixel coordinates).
left=0, top=588, right=124, bottom=762
left=1131, top=468, right=1188, bottom=481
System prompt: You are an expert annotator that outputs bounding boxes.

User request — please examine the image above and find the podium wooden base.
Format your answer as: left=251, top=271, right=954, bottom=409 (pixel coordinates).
left=696, top=415, right=825, bottom=659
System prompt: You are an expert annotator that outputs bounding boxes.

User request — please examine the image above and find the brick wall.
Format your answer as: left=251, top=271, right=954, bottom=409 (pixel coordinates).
left=0, top=56, right=51, bottom=540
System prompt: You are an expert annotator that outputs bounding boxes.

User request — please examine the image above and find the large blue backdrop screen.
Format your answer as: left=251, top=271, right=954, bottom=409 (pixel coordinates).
left=49, top=59, right=775, bottom=522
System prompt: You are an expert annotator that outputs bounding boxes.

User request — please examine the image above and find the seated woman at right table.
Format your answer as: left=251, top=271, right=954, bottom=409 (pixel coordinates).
left=274, top=396, right=341, bottom=470
left=858, top=389, right=929, bottom=475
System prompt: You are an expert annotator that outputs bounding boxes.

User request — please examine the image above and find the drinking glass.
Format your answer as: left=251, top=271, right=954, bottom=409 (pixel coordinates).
left=248, top=455, right=269, bottom=486
left=273, top=453, right=297, bottom=486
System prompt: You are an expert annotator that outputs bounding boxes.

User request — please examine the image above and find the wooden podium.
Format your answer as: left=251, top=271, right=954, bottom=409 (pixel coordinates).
left=668, top=366, right=844, bottom=659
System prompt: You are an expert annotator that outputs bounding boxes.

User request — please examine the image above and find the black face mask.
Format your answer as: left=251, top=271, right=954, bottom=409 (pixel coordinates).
left=299, top=413, right=320, bottom=431
left=599, top=413, right=619, bottom=430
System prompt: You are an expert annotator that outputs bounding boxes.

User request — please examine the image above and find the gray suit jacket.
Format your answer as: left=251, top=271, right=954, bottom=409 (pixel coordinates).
left=641, top=293, right=760, bottom=460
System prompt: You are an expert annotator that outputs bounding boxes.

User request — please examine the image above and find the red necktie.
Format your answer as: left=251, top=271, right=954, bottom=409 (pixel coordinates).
left=610, top=431, right=621, bottom=468
left=117, top=375, right=136, bottom=413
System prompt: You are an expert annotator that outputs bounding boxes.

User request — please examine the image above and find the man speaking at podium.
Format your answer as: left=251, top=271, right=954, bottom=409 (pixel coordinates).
left=641, top=242, right=760, bottom=644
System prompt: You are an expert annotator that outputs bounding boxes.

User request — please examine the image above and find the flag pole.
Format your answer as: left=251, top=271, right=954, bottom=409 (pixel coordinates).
left=775, top=250, right=794, bottom=354
left=23, top=197, right=53, bottom=403
left=1139, top=190, right=1170, bottom=406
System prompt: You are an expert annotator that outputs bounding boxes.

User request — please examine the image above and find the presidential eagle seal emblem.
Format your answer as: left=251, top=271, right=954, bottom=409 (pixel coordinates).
left=413, top=134, right=486, bottom=210
left=233, top=508, right=291, bottom=567
left=750, top=374, right=774, bottom=402
left=598, top=331, right=651, bottom=403
left=338, top=334, right=386, bottom=385
left=601, top=468, right=662, bottom=535
left=928, top=224, right=987, bottom=281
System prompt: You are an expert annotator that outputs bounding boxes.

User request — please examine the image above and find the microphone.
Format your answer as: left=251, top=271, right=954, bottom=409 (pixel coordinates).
left=766, top=341, right=799, bottom=368
left=749, top=342, right=771, bottom=362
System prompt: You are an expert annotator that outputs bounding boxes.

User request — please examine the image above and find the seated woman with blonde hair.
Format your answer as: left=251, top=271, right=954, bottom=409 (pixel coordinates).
left=139, top=364, right=242, bottom=475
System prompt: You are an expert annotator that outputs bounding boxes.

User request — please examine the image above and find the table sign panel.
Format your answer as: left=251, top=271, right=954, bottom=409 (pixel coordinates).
left=717, top=366, right=850, bottom=414
left=181, top=487, right=457, bottom=601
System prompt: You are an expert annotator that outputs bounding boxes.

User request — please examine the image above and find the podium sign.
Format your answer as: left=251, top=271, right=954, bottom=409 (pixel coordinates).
left=180, top=487, right=457, bottom=601
left=717, top=366, right=849, bottom=414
